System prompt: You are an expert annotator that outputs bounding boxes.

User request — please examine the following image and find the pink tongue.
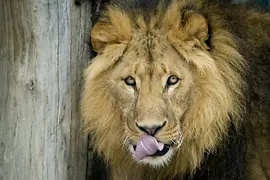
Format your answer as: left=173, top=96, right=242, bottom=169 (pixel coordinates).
left=134, top=135, right=164, bottom=160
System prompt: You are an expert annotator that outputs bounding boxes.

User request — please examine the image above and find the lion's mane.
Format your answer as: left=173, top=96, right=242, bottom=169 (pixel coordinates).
left=81, top=0, right=270, bottom=179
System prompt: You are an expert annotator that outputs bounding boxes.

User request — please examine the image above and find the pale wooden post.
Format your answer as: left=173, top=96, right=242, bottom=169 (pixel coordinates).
left=0, top=0, right=93, bottom=179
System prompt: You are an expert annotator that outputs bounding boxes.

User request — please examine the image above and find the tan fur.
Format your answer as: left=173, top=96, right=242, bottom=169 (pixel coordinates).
left=82, top=0, right=270, bottom=179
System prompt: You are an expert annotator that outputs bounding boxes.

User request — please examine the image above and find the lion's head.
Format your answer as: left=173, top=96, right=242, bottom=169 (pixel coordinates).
left=82, top=0, right=246, bottom=178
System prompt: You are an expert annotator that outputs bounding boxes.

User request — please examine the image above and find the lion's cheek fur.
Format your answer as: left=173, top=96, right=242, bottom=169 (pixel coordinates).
left=81, top=78, right=126, bottom=159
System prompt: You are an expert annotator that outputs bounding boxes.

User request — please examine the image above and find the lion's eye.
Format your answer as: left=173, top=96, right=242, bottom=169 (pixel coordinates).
left=167, top=75, right=180, bottom=86
left=124, top=76, right=136, bottom=86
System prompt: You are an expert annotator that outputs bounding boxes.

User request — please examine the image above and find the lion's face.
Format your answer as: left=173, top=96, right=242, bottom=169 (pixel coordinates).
left=107, top=35, right=194, bottom=166
left=82, top=1, right=245, bottom=176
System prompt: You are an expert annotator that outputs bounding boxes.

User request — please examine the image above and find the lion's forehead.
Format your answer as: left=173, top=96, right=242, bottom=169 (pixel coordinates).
left=120, top=53, right=166, bottom=80
left=119, top=35, right=186, bottom=79
left=130, top=32, right=169, bottom=59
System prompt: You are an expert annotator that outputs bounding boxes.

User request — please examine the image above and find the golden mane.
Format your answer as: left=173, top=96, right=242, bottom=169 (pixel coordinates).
left=81, top=0, right=249, bottom=179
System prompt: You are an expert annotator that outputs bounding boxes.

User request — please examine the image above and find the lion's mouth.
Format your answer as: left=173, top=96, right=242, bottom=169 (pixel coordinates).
left=133, top=144, right=170, bottom=157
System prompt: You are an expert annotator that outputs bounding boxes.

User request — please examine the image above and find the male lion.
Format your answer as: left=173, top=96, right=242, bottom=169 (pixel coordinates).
left=81, top=0, right=270, bottom=179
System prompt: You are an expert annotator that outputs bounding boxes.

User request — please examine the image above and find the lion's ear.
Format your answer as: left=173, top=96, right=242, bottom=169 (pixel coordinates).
left=91, top=8, right=132, bottom=52
left=182, top=11, right=210, bottom=49
left=91, top=22, right=111, bottom=52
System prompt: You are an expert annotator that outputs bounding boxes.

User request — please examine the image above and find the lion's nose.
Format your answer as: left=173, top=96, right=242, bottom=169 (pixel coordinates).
left=135, top=121, right=166, bottom=136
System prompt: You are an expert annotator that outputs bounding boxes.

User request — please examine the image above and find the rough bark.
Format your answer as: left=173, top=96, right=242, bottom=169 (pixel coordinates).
left=0, top=0, right=92, bottom=179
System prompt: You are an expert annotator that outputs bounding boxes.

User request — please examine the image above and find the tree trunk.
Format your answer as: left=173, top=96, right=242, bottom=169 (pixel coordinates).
left=0, top=0, right=93, bottom=179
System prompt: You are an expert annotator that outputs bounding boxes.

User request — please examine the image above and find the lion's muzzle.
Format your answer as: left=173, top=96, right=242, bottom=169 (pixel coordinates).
left=135, top=121, right=166, bottom=136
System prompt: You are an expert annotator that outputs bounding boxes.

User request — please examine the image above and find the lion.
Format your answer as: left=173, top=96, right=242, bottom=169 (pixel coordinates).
left=81, top=0, right=270, bottom=179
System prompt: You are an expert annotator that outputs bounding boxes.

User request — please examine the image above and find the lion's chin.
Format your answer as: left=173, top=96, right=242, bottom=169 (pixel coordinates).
left=128, top=145, right=174, bottom=168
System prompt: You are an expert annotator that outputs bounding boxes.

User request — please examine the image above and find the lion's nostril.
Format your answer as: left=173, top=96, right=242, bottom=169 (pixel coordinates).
left=135, top=121, right=166, bottom=136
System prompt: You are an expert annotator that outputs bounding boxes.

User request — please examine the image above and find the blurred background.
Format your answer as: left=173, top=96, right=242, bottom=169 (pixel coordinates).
left=233, top=0, right=270, bottom=7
